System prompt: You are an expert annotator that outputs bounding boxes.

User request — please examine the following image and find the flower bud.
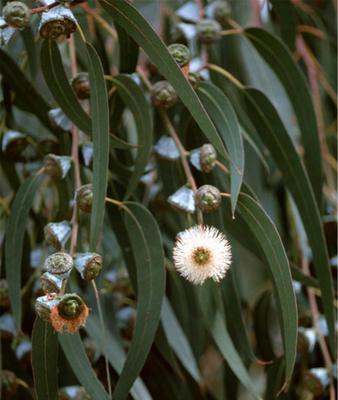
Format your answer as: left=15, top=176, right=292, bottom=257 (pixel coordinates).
left=213, top=0, right=231, bottom=25
left=1, top=130, right=28, bottom=160
left=39, top=5, right=76, bottom=40
left=3, top=1, right=31, bottom=29
left=151, top=81, right=178, bottom=109
left=71, top=72, right=90, bottom=99
left=48, top=108, right=72, bottom=131
left=43, top=154, right=72, bottom=180
left=303, top=368, right=330, bottom=396
left=168, top=43, right=191, bottom=76
left=44, top=221, right=71, bottom=250
left=74, top=252, right=103, bottom=281
left=196, top=19, right=222, bottom=44
left=35, top=295, right=60, bottom=322
left=168, top=186, right=195, bottom=214
left=75, top=184, right=93, bottom=213
left=200, top=143, right=217, bottom=172
left=51, top=293, right=88, bottom=334
left=195, top=185, right=221, bottom=213
left=40, top=272, right=63, bottom=294
left=0, top=279, right=10, bottom=309
left=44, top=252, right=73, bottom=280
left=14, top=336, right=31, bottom=364
left=188, top=72, right=201, bottom=89
left=153, top=135, right=180, bottom=160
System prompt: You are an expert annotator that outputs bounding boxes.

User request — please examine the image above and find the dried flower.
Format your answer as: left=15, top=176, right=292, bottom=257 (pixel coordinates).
left=50, top=294, right=88, bottom=334
left=173, top=225, right=231, bottom=285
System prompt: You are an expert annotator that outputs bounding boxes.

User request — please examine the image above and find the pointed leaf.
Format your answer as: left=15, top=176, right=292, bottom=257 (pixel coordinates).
left=161, top=297, right=202, bottom=382
left=41, top=40, right=92, bottom=135
left=59, top=333, right=110, bottom=400
left=5, top=175, right=42, bottom=329
left=113, top=202, right=165, bottom=399
left=0, top=49, right=52, bottom=131
left=111, top=75, right=153, bottom=200
left=197, top=82, right=244, bottom=215
left=197, top=282, right=262, bottom=400
left=32, top=318, right=58, bottom=400
left=85, top=42, right=110, bottom=251
left=236, top=193, right=297, bottom=384
left=244, top=28, right=322, bottom=205
left=244, top=87, right=335, bottom=355
left=99, top=0, right=227, bottom=159
left=85, top=315, right=152, bottom=400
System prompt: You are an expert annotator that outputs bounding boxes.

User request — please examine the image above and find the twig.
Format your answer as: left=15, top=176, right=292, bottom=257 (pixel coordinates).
left=206, top=63, right=244, bottom=89
left=81, top=3, right=117, bottom=39
left=159, top=110, right=203, bottom=225
left=301, top=258, right=335, bottom=400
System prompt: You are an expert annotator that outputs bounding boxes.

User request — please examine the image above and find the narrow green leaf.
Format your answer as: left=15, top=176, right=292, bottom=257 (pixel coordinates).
left=236, top=193, right=297, bottom=384
left=111, top=75, right=153, bottom=200
left=21, top=27, right=37, bottom=79
left=244, top=27, right=322, bottom=205
left=161, top=297, right=202, bottom=383
left=40, top=40, right=135, bottom=150
left=244, top=87, right=335, bottom=355
left=85, top=315, right=152, bottom=400
left=113, top=202, right=165, bottom=399
left=40, top=40, right=92, bottom=135
left=197, top=282, right=262, bottom=400
left=269, top=0, right=296, bottom=51
left=59, top=333, right=110, bottom=400
left=0, top=49, right=52, bottom=131
left=99, top=0, right=227, bottom=159
left=5, top=175, right=42, bottom=329
left=115, top=24, right=139, bottom=73
left=32, top=318, right=58, bottom=400
left=85, top=42, right=110, bottom=251
left=197, top=82, right=244, bottom=215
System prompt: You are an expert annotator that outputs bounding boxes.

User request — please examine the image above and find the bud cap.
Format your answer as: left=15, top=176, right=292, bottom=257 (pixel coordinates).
left=74, top=252, right=103, bottom=281
left=195, top=185, right=221, bottom=213
left=3, top=1, right=31, bottom=29
left=44, top=252, right=73, bottom=279
left=151, top=81, right=178, bottom=109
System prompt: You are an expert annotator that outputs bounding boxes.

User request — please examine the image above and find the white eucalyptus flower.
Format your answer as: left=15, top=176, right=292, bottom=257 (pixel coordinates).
left=173, top=225, right=231, bottom=285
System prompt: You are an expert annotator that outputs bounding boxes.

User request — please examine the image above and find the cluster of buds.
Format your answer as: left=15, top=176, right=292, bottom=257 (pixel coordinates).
left=35, top=249, right=103, bottom=333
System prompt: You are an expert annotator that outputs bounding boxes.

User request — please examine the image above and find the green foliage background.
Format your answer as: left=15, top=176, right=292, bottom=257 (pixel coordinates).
left=0, top=0, right=337, bottom=399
